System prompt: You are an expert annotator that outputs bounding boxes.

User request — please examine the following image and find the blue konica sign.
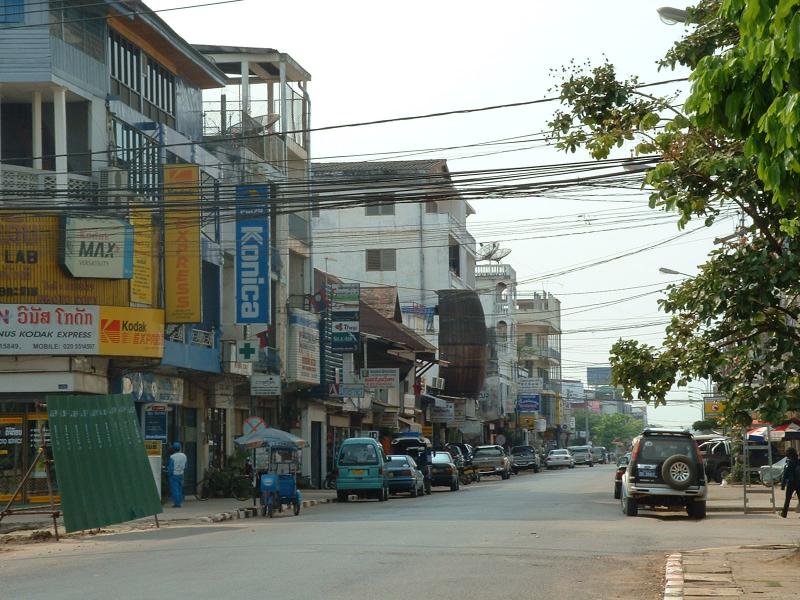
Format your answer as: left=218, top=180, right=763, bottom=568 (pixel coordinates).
left=235, top=184, right=270, bottom=324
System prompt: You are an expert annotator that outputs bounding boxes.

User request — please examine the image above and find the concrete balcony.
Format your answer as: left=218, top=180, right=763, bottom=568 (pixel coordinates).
left=518, top=345, right=561, bottom=365
left=475, top=263, right=516, bottom=281
left=0, top=164, right=96, bottom=203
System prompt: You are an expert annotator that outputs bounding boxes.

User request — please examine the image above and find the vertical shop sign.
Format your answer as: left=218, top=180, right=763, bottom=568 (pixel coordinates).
left=164, top=164, right=202, bottom=323
left=130, top=209, right=154, bottom=305
left=330, top=282, right=359, bottom=352
left=235, top=184, right=270, bottom=324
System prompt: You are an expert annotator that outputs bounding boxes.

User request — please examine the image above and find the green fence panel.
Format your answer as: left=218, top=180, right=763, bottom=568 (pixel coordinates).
left=47, top=394, right=162, bottom=533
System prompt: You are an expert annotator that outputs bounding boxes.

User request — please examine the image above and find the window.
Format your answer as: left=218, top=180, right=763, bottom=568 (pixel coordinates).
left=112, top=119, right=159, bottom=198
left=448, top=241, right=460, bottom=276
left=338, top=444, right=379, bottom=466
left=524, top=333, right=533, bottom=346
left=364, top=196, right=395, bottom=216
left=366, top=249, right=396, bottom=271
left=425, top=201, right=438, bottom=214
left=0, top=0, right=24, bottom=24
left=49, top=1, right=104, bottom=60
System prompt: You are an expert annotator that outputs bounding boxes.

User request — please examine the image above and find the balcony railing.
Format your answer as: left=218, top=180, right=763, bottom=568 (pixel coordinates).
left=167, top=324, right=217, bottom=349
left=518, top=345, right=561, bottom=362
left=0, top=164, right=96, bottom=203
left=475, top=263, right=516, bottom=280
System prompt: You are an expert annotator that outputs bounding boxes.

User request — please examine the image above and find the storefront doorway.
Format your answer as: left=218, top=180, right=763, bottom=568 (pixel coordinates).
left=0, top=410, right=56, bottom=504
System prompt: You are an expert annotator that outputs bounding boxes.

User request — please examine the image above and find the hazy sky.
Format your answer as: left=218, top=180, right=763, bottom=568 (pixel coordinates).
left=157, top=0, right=712, bottom=426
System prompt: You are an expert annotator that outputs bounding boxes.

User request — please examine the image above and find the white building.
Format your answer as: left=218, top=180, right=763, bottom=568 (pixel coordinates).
left=475, top=263, right=518, bottom=438
left=311, top=160, right=477, bottom=351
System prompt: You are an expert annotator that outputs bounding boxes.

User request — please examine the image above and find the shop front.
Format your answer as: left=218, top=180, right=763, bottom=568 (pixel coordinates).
left=0, top=403, right=54, bottom=504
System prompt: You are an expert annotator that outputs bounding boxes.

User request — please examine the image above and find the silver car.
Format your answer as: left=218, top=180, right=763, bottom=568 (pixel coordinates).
left=545, top=449, right=575, bottom=470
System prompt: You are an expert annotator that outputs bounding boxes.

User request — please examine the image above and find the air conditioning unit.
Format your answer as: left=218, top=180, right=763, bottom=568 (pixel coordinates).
left=430, top=377, right=445, bottom=391
left=96, top=168, right=131, bottom=215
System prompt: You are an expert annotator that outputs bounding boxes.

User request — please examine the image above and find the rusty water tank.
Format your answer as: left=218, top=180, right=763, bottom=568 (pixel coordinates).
left=436, top=289, right=487, bottom=397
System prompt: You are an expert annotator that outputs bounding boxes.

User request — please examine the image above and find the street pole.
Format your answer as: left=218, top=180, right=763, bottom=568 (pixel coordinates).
left=585, top=409, right=590, bottom=446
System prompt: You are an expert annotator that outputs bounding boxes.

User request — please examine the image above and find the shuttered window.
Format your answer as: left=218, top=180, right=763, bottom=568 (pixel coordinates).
left=366, top=249, right=396, bottom=272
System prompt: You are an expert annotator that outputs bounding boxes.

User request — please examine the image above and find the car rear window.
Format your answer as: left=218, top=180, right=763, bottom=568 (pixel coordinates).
left=550, top=450, right=568, bottom=455
left=512, top=447, right=533, bottom=456
left=432, top=453, right=452, bottom=463
left=388, top=456, right=411, bottom=468
left=475, top=448, right=502, bottom=457
left=639, top=438, right=695, bottom=461
left=339, top=443, right=379, bottom=466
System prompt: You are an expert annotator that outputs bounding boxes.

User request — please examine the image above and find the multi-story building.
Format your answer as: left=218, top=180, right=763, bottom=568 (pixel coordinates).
left=475, top=263, right=518, bottom=443
left=196, top=45, right=320, bottom=485
left=517, top=292, right=568, bottom=448
left=0, top=0, right=242, bottom=502
left=311, top=160, right=484, bottom=445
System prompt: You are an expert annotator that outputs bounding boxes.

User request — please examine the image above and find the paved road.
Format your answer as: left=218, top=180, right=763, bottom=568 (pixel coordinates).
left=4, top=466, right=800, bottom=600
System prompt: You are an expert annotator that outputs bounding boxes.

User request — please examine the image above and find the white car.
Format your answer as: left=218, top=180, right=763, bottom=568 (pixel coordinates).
left=545, top=449, right=575, bottom=470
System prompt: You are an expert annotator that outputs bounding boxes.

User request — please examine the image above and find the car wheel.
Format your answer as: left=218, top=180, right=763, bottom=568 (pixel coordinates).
left=589, top=462, right=594, bottom=467
left=450, top=479, right=458, bottom=492
left=512, top=468, right=519, bottom=475
left=411, top=485, right=418, bottom=498
left=614, top=482, right=621, bottom=500
left=687, top=500, right=707, bottom=519
left=662, top=455, right=696, bottom=491
left=337, top=491, right=348, bottom=502
left=569, top=464, right=575, bottom=469
left=622, top=494, right=638, bottom=516
left=378, top=486, right=388, bottom=502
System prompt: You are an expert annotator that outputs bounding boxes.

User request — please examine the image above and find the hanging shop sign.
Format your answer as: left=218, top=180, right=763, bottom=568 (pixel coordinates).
left=0, top=215, right=128, bottom=305
left=122, top=372, right=184, bottom=405
left=61, top=216, right=134, bottom=279
left=164, top=164, right=202, bottom=323
left=451, top=398, right=467, bottom=424
left=518, top=377, right=543, bottom=395
left=330, top=282, right=359, bottom=353
left=130, top=209, right=154, bottom=305
left=0, top=304, right=164, bottom=358
left=287, top=309, right=320, bottom=385
left=704, top=398, right=726, bottom=418
left=431, top=401, right=454, bottom=423
left=360, top=368, right=399, bottom=391
left=235, top=184, right=270, bottom=325
left=251, top=373, right=281, bottom=397
left=236, top=339, right=259, bottom=363
left=516, top=395, right=541, bottom=414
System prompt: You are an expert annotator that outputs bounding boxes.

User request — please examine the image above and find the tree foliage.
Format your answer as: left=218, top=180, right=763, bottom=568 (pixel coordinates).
left=692, top=418, right=720, bottom=432
left=548, top=0, right=800, bottom=427
left=572, top=410, right=644, bottom=448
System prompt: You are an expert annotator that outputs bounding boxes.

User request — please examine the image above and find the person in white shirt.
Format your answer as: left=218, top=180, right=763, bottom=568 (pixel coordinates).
left=167, top=442, right=188, bottom=507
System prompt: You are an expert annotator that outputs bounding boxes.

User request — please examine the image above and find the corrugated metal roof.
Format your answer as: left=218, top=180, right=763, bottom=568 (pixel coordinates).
left=312, top=160, right=447, bottom=175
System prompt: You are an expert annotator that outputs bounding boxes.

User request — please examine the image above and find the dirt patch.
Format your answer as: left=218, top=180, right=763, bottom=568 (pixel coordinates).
left=580, top=553, right=664, bottom=599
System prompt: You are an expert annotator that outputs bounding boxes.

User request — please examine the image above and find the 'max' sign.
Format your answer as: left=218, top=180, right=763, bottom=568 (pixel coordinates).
left=62, top=216, right=133, bottom=279
left=235, top=185, right=270, bottom=324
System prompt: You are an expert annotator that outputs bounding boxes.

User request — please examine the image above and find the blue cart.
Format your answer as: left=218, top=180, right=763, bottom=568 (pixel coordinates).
left=258, top=443, right=303, bottom=518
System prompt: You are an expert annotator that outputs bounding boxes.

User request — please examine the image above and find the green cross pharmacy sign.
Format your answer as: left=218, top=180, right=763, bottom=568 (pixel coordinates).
left=236, top=340, right=258, bottom=362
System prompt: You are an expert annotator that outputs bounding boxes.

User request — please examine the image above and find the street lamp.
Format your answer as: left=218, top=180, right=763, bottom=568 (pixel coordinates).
left=657, top=6, right=688, bottom=24
left=658, top=267, right=692, bottom=277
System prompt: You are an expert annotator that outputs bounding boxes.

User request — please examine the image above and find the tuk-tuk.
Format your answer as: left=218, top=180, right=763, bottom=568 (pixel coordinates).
left=258, top=443, right=303, bottom=518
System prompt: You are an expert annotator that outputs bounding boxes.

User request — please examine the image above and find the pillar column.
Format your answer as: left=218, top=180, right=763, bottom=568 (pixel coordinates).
left=53, top=87, right=68, bottom=194
left=32, top=91, right=42, bottom=170
left=240, top=60, right=250, bottom=116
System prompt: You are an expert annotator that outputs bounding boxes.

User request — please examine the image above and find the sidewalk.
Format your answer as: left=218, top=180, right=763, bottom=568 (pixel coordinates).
left=0, top=489, right=337, bottom=538
left=663, top=545, right=800, bottom=599
left=707, top=482, right=795, bottom=513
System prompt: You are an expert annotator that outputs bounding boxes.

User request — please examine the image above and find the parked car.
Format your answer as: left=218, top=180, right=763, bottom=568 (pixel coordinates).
left=445, top=444, right=480, bottom=483
left=568, top=445, right=594, bottom=467
left=446, top=442, right=475, bottom=466
left=472, top=445, right=512, bottom=479
left=592, top=446, right=608, bottom=464
left=510, top=445, right=541, bottom=473
left=430, top=450, right=460, bottom=491
left=545, top=449, right=575, bottom=469
left=614, top=453, right=631, bottom=499
left=620, top=428, right=707, bottom=518
left=335, top=437, right=390, bottom=502
left=699, top=437, right=778, bottom=483
left=386, top=455, right=425, bottom=497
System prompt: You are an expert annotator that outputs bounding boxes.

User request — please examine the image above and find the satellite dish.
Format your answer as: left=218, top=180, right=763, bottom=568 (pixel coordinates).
left=476, top=242, right=499, bottom=261
left=492, top=248, right=511, bottom=262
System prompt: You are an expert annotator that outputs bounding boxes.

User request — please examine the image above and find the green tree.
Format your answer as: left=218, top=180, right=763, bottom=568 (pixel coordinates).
left=548, top=0, right=800, bottom=427
left=571, top=410, right=644, bottom=448
left=692, top=418, right=720, bottom=432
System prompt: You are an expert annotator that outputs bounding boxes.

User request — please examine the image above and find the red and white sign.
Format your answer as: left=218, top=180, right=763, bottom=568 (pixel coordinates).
left=243, top=416, right=267, bottom=435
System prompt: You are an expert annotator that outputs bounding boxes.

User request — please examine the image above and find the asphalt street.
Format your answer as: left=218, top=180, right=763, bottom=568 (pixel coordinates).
left=4, top=465, right=800, bottom=600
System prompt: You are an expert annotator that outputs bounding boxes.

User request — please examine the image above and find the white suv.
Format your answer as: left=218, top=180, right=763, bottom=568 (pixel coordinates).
left=620, top=429, right=707, bottom=518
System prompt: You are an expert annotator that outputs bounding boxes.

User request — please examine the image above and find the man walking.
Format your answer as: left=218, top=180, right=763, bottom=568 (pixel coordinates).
left=780, top=447, right=799, bottom=518
left=168, top=442, right=188, bottom=508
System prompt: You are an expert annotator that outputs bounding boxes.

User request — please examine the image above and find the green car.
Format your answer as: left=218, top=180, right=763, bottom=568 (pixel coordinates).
left=335, top=438, right=390, bottom=502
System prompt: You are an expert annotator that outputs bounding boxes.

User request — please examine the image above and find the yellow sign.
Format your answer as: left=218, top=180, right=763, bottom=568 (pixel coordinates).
left=144, top=440, right=162, bottom=457
left=519, top=415, right=537, bottom=428
left=704, top=400, right=726, bottom=417
left=98, top=306, right=164, bottom=358
left=163, top=164, right=202, bottom=323
left=130, top=209, right=153, bottom=305
left=422, top=425, right=433, bottom=438
left=0, top=215, right=128, bottom=305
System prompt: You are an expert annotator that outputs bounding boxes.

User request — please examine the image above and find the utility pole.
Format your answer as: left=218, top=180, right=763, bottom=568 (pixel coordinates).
left=585, top=409, right=590, bottom=446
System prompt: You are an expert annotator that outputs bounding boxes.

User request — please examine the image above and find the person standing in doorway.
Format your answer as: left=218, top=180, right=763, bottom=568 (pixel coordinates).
left=168, top=442, right=188, bottom=508
left=780, top=447, right=799, bottom=518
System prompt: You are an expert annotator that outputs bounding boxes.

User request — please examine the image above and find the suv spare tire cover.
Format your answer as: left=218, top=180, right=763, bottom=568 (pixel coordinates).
left=661, top=454, right=696, bottom=491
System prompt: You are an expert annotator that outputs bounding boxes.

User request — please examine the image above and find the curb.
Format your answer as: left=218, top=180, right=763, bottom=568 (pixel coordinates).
left=198, top=497, right=336, bottom=523
left=663, top=553, right=684, bottom=600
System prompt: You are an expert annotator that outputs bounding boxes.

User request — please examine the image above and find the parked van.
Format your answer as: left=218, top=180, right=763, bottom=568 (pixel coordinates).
left=335, top=437, right=390, bottom=502
left=591, top=446, right=607, bottom=464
